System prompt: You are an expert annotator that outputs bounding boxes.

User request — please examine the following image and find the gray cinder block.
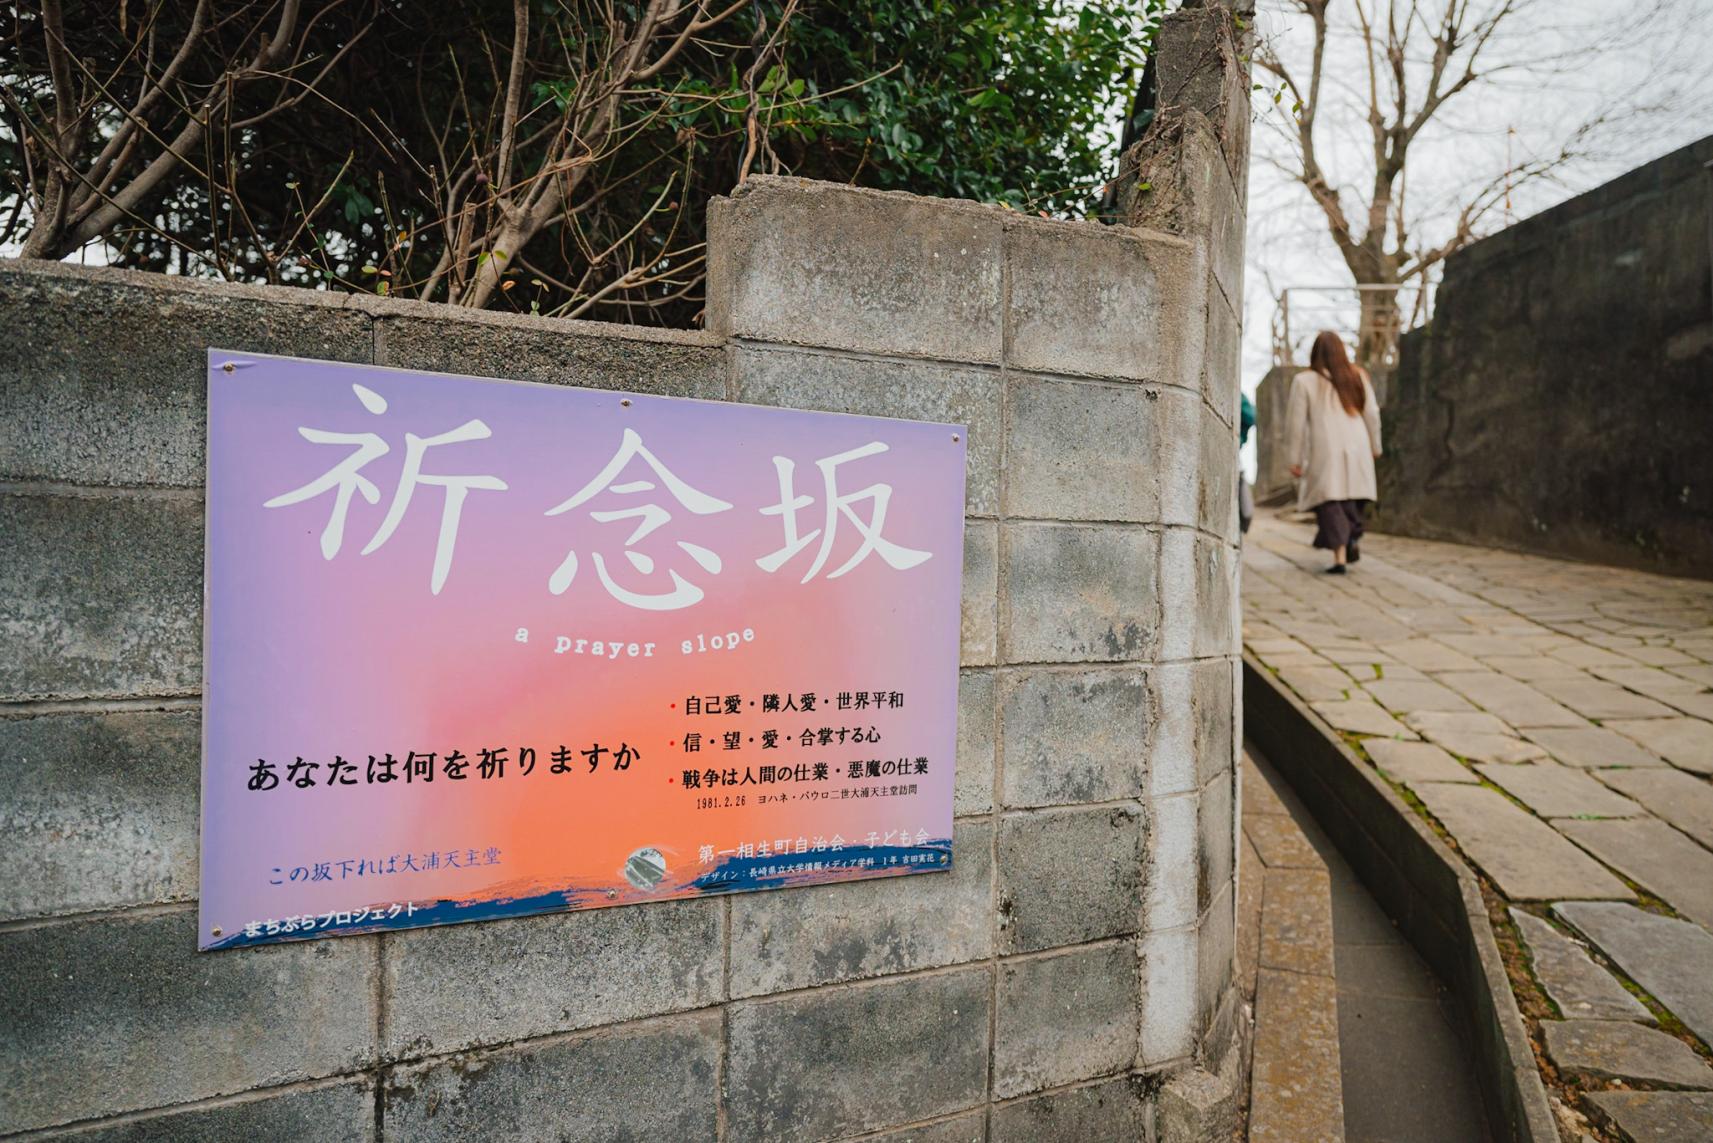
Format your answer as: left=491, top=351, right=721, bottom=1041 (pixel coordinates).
left=955, top=669, right=998, bottom=816
left=961, top=521, right=999, bottom=666
left=991, top=1074, right=1151, bottom=1142
left=1004, top=217, right=1195, bottom=387
left=1002, top=524, right=1157, bottom=664
left=0, top=909, right=377, bottom=1135
left=1000, top=668, right=1147, bottom=808
left=1, top=710, right=199, bottom=920
left=1003, top=374, right=1158, bottom=522
left=0, top=492, right=202, bottom=701
left=997, top=804, right=1145, bottom=954
left=0, top=261, right=371, bottom=487
left=728, top=820, right=993, bottom=997
left=372, top=303, right=725, bottom=399
left=381, top=897, right=723, bottom=1059
left=58, top=1081, right=375, bottom=1143
left=730, top=344, right=1000, bottom=517
left=994, top=941, right=1141, bottom=1097
left=726, top=968, right=990, bottom=1140
left=708, top=177, right=1003, bottom=364
left=381, top=1012, right=720, bottom=1142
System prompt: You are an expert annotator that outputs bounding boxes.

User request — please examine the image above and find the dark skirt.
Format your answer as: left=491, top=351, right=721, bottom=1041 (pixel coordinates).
left=1312, top=500, right=1368, bottom=551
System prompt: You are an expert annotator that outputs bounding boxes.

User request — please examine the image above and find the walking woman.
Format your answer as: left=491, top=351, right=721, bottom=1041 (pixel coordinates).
left=1285, top=331, right=1382, bottom=574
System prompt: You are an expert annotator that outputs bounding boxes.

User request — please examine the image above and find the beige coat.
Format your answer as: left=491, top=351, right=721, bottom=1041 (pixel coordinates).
left=1285, top=368, right=1382, bottom=510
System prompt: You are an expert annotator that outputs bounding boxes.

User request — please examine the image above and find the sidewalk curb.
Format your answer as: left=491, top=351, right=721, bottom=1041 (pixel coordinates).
left=1240, top=754, right=1345, bottom=1142
left=1242, top=654, right=1557, bottom=1143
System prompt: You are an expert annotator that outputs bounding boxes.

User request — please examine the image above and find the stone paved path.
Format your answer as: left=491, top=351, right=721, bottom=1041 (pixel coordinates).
left=1243, top=513, right=1713, bottom=1140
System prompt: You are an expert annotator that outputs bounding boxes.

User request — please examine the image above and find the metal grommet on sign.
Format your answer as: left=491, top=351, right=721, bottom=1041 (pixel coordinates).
left=620, top=398, right=632, bottom=407
left=606, top=888, right=619, bottom=900
left=211, top=926, right=223, bottom=937
left=222, top=362, right=235, bottom=373
left=952, top=433, right=960, bottom=443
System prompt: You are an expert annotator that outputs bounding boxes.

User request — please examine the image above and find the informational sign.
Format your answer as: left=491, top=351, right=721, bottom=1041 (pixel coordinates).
left=199, top=351, right=966, bottom=949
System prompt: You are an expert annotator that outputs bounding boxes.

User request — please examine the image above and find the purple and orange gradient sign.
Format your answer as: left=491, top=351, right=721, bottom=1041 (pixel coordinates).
left=199, top=350, right=966, bottom=950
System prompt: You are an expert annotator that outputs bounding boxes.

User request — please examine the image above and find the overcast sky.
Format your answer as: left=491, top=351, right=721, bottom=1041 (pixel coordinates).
left=1238, top=0, right=1713, bottom=475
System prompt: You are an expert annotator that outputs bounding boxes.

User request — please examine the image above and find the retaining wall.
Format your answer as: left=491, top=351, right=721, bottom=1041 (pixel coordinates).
left=1375, top=135, right=1713, bottom=577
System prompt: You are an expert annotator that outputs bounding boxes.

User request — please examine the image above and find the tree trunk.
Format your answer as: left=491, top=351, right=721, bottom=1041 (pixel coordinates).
left=1356, top=284, right=1401, bottom=368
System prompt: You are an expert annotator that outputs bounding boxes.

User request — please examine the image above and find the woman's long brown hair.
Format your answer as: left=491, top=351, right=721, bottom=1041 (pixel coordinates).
left=1309, top=331, right=1365, bottom=415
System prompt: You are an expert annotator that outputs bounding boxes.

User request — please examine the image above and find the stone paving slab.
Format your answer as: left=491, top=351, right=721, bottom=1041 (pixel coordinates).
left=1276, top=664, right=1355, bottom=703
left=1605, top=718, right=1713, bottom=776
left=1241, top=751, right=1349, bottom=1142
left=1401, top=711, right=1548, bottom=764
left=1542, top=1020, right=1713, bottom=1088
left=1249, top=637, right=1313, bottom=658
left=1249, top=969, right=1344, bottom=1143
left=1239, top=831, right=1264, bottom=1001
left=1473, top=762, right=1643, bottom=820
left=1528, top=677, right=1682, bottom=720
left=1259, top=867, right=1336, bottom=977
left=1411, top=782, right=1631, bottom=901
left=1310, top=699, right=1419, bottom=739
left=1591, top=663, right=1707, bottom=697
left=1436, top=633, right=1538, bottom=658
left=1556, top=902, right=1713, bottom=1047
left=1245, top=813, right=1326, bottom=870
left=1318, top=646, right=1395, bottom=670
left=1555, top=818, right=1713, bottom=929
left=1660, top=690, right=1713, bottom=721
left=1594, top=769, right=1713, bottom=849
left=1624, top=644, right=1701, bottom=667
left=1434, top=672, right=1586, bottom=727
left=1518, top=726, right=1668, bottom=769
left=1361, top=677, right=1476, bottom=714
left=1483, top=655, right=1589, bottom=681
left=1386, top=638, right=1486, bottom=673
left=1509, top=909, right=1654, bottom=1024
left=1548, top=643, right=1638, bottom=670
left=1585, top=1091, right=1713, bottom=1143
left=1670, top=663, right=1713, bottom=688
left=1243, top=756, right=1292, bottom=819
left=1261, top=652, right=1331, bottom=669
left=1364, top=740, right=1478, bottom=786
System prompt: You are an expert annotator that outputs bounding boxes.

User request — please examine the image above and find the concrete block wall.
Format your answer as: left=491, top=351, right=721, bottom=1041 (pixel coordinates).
left=0, top=14, right=1248, bottom=1131
left=1374, top=133, right=1713, bottom=577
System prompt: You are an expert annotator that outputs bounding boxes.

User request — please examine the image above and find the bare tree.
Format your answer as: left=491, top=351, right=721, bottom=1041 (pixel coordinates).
left=1253, top=0, right=1691, bottom=366
left=6, top=1, right=369, bottom=264
left=2, top=1, right=798, bottom=314
left=422, top=0, right=787, bottom=311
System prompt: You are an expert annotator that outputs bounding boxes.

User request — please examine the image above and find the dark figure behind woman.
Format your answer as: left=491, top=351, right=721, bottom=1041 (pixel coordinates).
left=1285, top=331, right=1382, bottom=573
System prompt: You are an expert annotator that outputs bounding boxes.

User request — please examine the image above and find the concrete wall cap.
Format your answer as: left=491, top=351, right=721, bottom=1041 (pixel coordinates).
left=0, top=257, right=722, bottom=349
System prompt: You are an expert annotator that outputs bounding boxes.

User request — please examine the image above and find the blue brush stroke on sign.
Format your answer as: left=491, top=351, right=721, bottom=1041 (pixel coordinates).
left=204, top=840, right=952, bottom=951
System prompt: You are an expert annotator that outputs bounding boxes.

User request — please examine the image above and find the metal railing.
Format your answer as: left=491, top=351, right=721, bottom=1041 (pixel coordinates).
left=1272, top=281, right=1434, bottom=368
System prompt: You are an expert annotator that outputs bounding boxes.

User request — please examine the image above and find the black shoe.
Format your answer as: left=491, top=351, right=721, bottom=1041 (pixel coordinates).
left=1348, top=543, right=1361, bottom=563
left=1325, top=564, right=1347, bottom=575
